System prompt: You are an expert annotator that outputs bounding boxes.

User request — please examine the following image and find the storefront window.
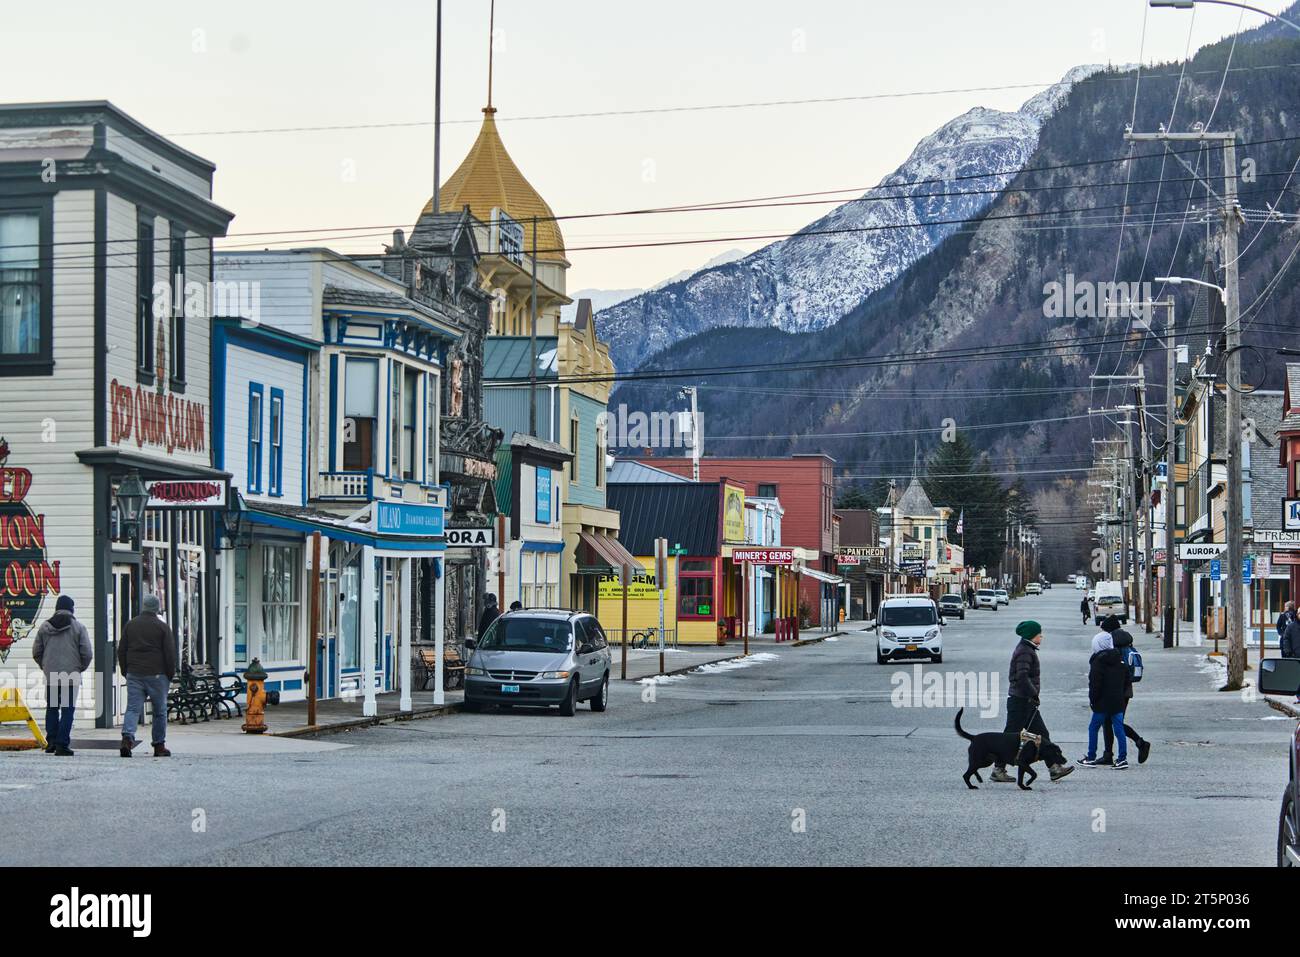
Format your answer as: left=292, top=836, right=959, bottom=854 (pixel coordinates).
left=261, top=543, right=300, bottom=661
left=340, top=555, right=360, bottom=670
left=678, top=559, right=714, bottom=619
left=233, top=547, right=248, bottom=666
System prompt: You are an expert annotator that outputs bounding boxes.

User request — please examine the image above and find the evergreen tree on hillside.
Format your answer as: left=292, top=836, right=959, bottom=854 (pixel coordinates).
left=922, top=434, right=1008, bottom=571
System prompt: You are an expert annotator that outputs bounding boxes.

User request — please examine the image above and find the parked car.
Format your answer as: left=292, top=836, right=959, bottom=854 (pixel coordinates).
left=1043, top=580, right=1052, bottom=590
left=995, top=589, right=1010, bottom=606
left=1093, top=580, right=1129, bottom=626
left=1259, top=658, right=1300, bottom=867
left=976, top=588, right=999, bottom=610
left=873, top=596, right=943, bottom=664
left=463, top=609, right=611, bottom=715
left=938, top=593, right=966, bottom=620
left=1026, top=582, right=1042, bottom=595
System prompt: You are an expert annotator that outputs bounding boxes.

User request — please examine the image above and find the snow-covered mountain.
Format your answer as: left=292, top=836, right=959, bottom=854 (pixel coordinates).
left=595, top=65, right=1102, bottom=372
left=560, top=248, right=747, bottom=324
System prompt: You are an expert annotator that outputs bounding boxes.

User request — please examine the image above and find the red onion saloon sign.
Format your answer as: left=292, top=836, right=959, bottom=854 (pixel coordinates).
left=0, top=440, right=60, bottom=663
left=109, top=379, right=206, bottom=454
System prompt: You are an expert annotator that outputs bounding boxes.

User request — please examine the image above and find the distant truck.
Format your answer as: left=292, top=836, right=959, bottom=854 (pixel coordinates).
left=1093, top=580, right=1128, bottom=626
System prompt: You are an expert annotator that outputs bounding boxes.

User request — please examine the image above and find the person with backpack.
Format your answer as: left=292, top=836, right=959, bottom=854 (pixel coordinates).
left=1101, top=626, right=1151, bottom=765
left=1079, top=616, right=1132, bottom=770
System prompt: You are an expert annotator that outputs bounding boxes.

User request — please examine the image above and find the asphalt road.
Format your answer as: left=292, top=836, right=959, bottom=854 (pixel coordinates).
left=1, top=588, right=1291, bottom=866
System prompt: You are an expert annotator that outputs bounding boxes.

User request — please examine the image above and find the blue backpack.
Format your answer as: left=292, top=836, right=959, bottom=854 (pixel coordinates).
left=1123, top=646, right=1143, bottom=683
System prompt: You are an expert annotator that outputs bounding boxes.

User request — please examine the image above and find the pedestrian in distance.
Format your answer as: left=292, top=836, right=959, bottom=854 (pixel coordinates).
left=1102, top=624, right=1150, bottom=764
left=1277, top=601, right=1297, bottom=644
left=31, top=594, right=92, bottom=756
left=991, top=620, right=1074, bottom=783
left=1080, top=594, right=1090, bottom=625
left=1079, top=617, right=1130, bottom=769
left=477, top=593, right=500, bottom=640
left=118, top=593, right=176, bottom=758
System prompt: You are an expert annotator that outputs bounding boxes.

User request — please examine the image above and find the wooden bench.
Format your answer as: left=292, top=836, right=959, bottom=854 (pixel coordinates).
left=413, top=644, right=466, bottom=692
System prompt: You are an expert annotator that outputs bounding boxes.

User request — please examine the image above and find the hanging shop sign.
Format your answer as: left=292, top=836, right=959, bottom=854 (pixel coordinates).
left=145, top=479, right=227, bottom=509
left=1255, top=529, right=1300, bottom=549
left=722, top=484, right=746, bottom=543
left=732, top=547, right=793, bottom=564
left=1284, top=499, right=1300, bottom=531
left=373, top=500, right=445, bottom=537
left=839, top=546, right=884, bottom=560
left=1271, top=551, right=1300, bottom=566
left=445, top=527, right=495, bottom=547
left=108, top=379, right=206, bottom=455
left=0, top=442, right=60, bottom=664
left=835, top=554, right=861, bottom=566
left=1178, top=542, right=1226, bottom=560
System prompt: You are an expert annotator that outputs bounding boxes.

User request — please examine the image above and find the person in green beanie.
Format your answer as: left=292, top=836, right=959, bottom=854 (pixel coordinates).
left=990, top=620, right=1074, bottom=783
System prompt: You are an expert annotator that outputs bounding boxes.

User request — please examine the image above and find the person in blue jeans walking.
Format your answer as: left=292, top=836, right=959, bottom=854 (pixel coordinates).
left=1079, top=617, right=1131, bottom=769
left=118, top=593, right=177, bottom=758
left=31, top=594, right=93, bottom=756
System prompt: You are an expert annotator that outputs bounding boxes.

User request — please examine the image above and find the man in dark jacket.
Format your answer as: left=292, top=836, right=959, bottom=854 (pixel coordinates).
left=1277, top=601, right=1297, bottom=646
left=1281, top=611, right=1300, bottom=660
left=1101, top=625, right=1151, bottom=764
left=1080, top=595, right=1091, bottom=625
left=991, top=620, right=1074, bottom=783
left=1080, top=616, right=1130, bottom=769
left=31, top=594, right=92, bottom=756
left=477, top=594, right=500, bottom=641
left=118, top=593, right=177, bottom=758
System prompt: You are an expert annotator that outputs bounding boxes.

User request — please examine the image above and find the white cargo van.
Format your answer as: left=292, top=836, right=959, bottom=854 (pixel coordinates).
left=873, top=595, right=944, bottom=664
left=1093, top=580, right=1128, bottom=625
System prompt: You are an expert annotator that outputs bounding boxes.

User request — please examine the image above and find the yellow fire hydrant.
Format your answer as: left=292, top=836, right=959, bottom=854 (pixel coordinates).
left=241, top=658, right=269, bottom=734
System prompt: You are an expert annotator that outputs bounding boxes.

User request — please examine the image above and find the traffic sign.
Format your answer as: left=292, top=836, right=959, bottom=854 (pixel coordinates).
left=1210, top=559, right=1222, bottom=581
left=1242, top=557, right=1253, bottom=583
left=1179, top=542, right=1227, bottom=560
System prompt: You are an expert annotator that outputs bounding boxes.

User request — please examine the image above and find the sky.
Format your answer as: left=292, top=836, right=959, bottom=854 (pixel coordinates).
left=4, top=0, right=1293, bottom=291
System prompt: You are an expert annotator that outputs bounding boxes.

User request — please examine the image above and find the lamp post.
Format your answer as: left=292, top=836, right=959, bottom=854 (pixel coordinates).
left=1150, top=0, right=1300, bottom=35
left=219, top=488, right=244, bottom=549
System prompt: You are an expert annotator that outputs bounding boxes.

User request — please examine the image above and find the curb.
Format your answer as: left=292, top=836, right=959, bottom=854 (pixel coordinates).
left=792, top=630, right=846, bottom=647
left=274, top=702, right=463, bottom=738
left=1265, top=696, right=1300, bottom=719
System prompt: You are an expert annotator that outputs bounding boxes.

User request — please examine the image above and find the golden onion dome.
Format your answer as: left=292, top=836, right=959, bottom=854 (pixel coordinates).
left=421, top=107, right=566, bottom=262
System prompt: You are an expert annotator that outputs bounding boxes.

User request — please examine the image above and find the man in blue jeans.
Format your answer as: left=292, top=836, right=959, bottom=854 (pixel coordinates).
left=118, top=593, right=177, bottom=758
left=32, top=594, right=93, bottom=755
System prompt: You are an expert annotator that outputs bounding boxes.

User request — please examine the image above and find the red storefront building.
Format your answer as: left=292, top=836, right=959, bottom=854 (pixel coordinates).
left=1278, top=364, right=1300, bottom=603
left=643, top=454, right=838, bottom=624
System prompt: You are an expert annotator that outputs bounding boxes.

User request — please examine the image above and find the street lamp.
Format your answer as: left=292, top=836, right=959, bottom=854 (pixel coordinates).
left=1155, top=275, right=1226, bottom=300
left=1150, top=0, right=1300, bottom=36
left=116, top=471, right=148, bottom=544
left=219, top=489, right=245, bottom=548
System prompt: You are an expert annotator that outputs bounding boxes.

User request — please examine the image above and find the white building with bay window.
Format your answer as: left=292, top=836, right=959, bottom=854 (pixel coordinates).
left=214, top=250, right=459, bottom=712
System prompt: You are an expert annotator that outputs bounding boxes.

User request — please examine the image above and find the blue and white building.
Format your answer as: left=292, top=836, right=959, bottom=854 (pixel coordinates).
left=213, top=249, right=461, bottom=712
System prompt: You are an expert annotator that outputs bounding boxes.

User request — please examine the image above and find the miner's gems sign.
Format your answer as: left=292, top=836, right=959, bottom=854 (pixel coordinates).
left=0, top=439, right=59, bottom=663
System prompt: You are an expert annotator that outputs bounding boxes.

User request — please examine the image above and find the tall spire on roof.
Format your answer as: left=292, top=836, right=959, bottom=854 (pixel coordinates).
left=486, top=0, right=495, bottom=111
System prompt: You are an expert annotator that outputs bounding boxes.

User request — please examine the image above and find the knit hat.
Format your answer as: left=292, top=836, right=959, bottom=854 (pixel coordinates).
left=1100, top=614, right=1122, bottom=632
left=1015, top=620, right=1041, bottom=640
left=55, top=595, right=74, bottom=614
left=142, top=593, right=161, bottom=614
left=1091, top=632, right=1114, bottom=654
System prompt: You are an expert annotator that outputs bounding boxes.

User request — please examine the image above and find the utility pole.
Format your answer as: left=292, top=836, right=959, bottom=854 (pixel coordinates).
left=529, top=214, right=538, bottom=438
left=1129, top=129, right=1243, bottom=683
left=1135, top=367, right=1154, bottom=632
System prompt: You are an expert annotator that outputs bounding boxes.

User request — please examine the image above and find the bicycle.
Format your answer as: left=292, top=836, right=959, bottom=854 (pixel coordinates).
left=631, top=627, right=657, bottom=649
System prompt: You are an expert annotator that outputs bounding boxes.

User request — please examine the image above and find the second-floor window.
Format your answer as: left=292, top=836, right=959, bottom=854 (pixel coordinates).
left=570, top=418, right=580, bottom=483
left=403, top=366, right=419, bottom=480
left=248, top=385, right=263, bottom=493
left=169, top=227, right=186, bottom=389
left=0, top=209, right=45, bottom=365
left=343, top=357, right=378, bottom=471
left=758, top=483, right=777, bottom=498
left=268, top=389, right=284, bottom=496
left=136, top=215, right=155, bottom=381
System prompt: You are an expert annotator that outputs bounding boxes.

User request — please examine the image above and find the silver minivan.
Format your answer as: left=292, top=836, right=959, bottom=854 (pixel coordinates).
left=463, top=609, right=611, bottom=716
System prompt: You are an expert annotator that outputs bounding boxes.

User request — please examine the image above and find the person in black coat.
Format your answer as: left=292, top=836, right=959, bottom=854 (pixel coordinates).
left=990, top=620, right=1074, bottom=783
left=1080, top=595, right=1091, bottom=624
left=477, top=594, right=500, bottom=641
left=1101, top=627, right=1151, bottom=764
left=1281, top=613, right=1300, bottom=660
left=1081, top=616, right=1131, bottom=768
left=1277, top=601, right=1297, bottom=645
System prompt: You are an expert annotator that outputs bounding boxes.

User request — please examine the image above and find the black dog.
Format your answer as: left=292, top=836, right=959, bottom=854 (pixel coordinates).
left=954, top=707, right=1041, bottom=790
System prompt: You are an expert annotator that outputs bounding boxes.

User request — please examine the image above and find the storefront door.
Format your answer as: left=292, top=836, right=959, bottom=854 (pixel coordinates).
left=317, top=567, right=338, bottom=700
left=109, top=564, right=136, bottom=724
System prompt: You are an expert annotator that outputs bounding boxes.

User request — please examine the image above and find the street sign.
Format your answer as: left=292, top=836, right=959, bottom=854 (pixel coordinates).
left=838, top=546, right=884, bottom=559
left=1179, top=542, right=1227, bottom=560
left=733, top=547, right=794, bottom=565
left=1255, top=529, right=1300, bottom=549
left=1243, top=557, right=1253, bottom=583
left=668, top=543, right=688, bottom=556
left=1285, top=498, right=1300, bottom=531
left=835, top=554, right=861, bottom=566
left=445, top=527, right=495, bottom=547
left=1256, top=555, right=1271, bottom=578
left=1210, top=559, right=1222, bottom=581
left=1272, top=551, right=1300, bottom=566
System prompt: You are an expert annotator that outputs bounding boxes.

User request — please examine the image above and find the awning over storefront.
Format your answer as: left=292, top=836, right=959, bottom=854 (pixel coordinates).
left=244, top=502, right=445, bottom=555
left=798, top=566, right=844, bottom=586
left=577, top=530, right=640, bottom=570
